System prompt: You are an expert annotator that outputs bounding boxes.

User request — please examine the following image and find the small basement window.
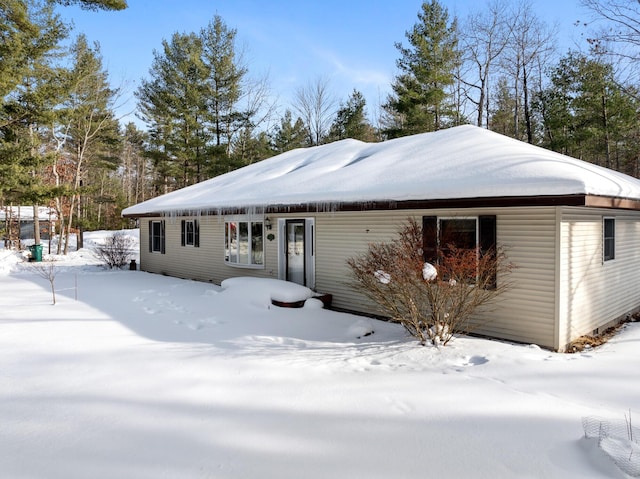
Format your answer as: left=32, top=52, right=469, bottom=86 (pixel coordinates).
left=603, top=218, right=615, bottom=262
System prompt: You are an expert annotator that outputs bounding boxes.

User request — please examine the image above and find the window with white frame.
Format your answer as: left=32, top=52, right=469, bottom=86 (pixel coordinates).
left=224, top=218, right=264, bottom=267
left=603, top=217, right=615, bottom=262
left=148, top=220, right=165, bottom=254
left=181, top=219, right=199, bottom=247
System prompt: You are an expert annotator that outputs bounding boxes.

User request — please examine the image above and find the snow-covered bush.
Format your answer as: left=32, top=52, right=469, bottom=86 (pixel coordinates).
left=347, top=218, right=513, bottom=346
left=95, top=232, right=136, bottom=269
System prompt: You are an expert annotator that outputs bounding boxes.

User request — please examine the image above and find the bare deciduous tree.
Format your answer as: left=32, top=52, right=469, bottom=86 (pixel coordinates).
left=460, top=0, right=512, bottom=128
left=581, top=0, right=640, bottom=57
left=31, top=261, right=58, bottom=305
left=293, top=76, right=336, bottom=146
left=581, top=0, right=640, bottom=89
left=499, top=1, right=556, bottom=143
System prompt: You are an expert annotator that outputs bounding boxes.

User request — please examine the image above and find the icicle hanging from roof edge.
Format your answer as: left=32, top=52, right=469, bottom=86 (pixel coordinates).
left=165, top=210, right=178, bottom=225
left=311, top=201, right=339, bottom=214
left=159, top=207, right=226, bottom=223
left=245, top=205, right=266, bottom=217
left=212, top=205, right=266, bottom=223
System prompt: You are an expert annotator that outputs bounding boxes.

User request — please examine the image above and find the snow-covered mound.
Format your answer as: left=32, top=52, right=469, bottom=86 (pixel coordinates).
left=221, top=276, right=315, bottom=306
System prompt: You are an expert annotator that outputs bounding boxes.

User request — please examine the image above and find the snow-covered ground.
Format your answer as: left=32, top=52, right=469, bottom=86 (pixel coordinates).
left=1, top=230, right=639, bottom=478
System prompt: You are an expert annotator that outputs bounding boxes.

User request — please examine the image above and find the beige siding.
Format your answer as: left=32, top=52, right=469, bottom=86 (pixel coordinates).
left=314, top=207, right=558, bottom=348
left=559, top=208, right=640, bottom=348
left=139, top=207, right=561, bottom=349
left=140, top=216, right=279, bottom=283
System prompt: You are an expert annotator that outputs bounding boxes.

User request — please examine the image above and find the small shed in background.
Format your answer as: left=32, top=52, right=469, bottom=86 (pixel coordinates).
left=1, top=206, right=57, bottom=248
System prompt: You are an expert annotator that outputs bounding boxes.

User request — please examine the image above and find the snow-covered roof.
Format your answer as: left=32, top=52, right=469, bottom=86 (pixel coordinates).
left=122, top=125, right=640, bottom=217
left=0, top=206, right=57, bottom=221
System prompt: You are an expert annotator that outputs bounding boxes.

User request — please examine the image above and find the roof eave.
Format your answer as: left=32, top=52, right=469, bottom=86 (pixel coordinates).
left=121, top=194, right=640, bottom=219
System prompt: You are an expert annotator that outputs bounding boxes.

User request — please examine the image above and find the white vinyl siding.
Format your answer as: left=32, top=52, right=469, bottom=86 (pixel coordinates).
left=558, top=208, right=640, bottom=348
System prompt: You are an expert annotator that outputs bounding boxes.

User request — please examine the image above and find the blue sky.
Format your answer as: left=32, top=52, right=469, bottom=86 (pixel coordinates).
left=56, top=0, right=590, bottom=127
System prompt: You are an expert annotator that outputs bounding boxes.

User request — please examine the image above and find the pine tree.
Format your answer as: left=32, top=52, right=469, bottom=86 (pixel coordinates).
left=0, top=0, right=67, bottom=102
left=201, top=16, right=247, bottom=154
left=53, top=0, right=127, bottom=10
left=489, top=77, right=525, bottom=140
left=137, top=31, right=209, bottom=186
left=55, top=34, right=119, bottom=253
left=537, top=51, right=638, bottom=172
left=1, top=0, right=128, bottom=243
left=0, top=0, right=68, bottom=246
left=271, top=110, right=308, bottom=153
left=232, top=129, right=273, bottom=167
left=136, top=15, right=249, bottom=186
left=328, top=90, right=376, bottom=142
left=384, top=0, right=461, bottom=137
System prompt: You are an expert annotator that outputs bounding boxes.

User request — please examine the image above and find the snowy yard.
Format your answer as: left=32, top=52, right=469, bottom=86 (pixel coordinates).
left=1, top=231, right=639, bottom=478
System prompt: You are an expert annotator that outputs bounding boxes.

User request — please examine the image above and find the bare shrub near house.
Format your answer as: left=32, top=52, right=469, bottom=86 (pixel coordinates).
left=347, top=218, right=513, bottom=346
left=95, top=232, right=136, bottom=269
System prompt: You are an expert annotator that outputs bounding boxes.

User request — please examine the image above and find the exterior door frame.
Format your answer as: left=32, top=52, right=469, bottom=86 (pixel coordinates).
left=278, top=217, right=315, bottom=289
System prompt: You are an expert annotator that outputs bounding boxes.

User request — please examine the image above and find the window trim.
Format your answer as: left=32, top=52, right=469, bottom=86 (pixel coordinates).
left=181, top=219, right=200, bottom=247
left=149, top=219, right=165, bottom=254
left=603, top=217, right=615, bottom=262
left=224, top=216, right=265, bottom=269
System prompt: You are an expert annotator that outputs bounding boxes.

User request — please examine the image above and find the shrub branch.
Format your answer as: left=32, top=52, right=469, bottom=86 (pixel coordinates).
left=347, top=218, right=514, bottom=346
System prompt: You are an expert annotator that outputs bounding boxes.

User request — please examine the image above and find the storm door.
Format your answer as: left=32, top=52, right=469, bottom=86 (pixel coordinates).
left=286, top=220, right=306, bottom=285
left=279, top=218, right=315, bottom=289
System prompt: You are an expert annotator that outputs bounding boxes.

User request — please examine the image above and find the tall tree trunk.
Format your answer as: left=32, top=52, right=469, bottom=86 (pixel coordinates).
left=513, top=52, right=521, bottom=139
left=33, top=205, right=41, bottom=245
left=55, top=202, right=64, bottom=255
left=601, top=88, right=611, bottom=169
left=477, top=75, right=486, bottom=127
left=64, top=196, right=75, bottom=255
left=523, top=63, right=533, bottom=144
left=485, top=75, right=491, bottom=129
